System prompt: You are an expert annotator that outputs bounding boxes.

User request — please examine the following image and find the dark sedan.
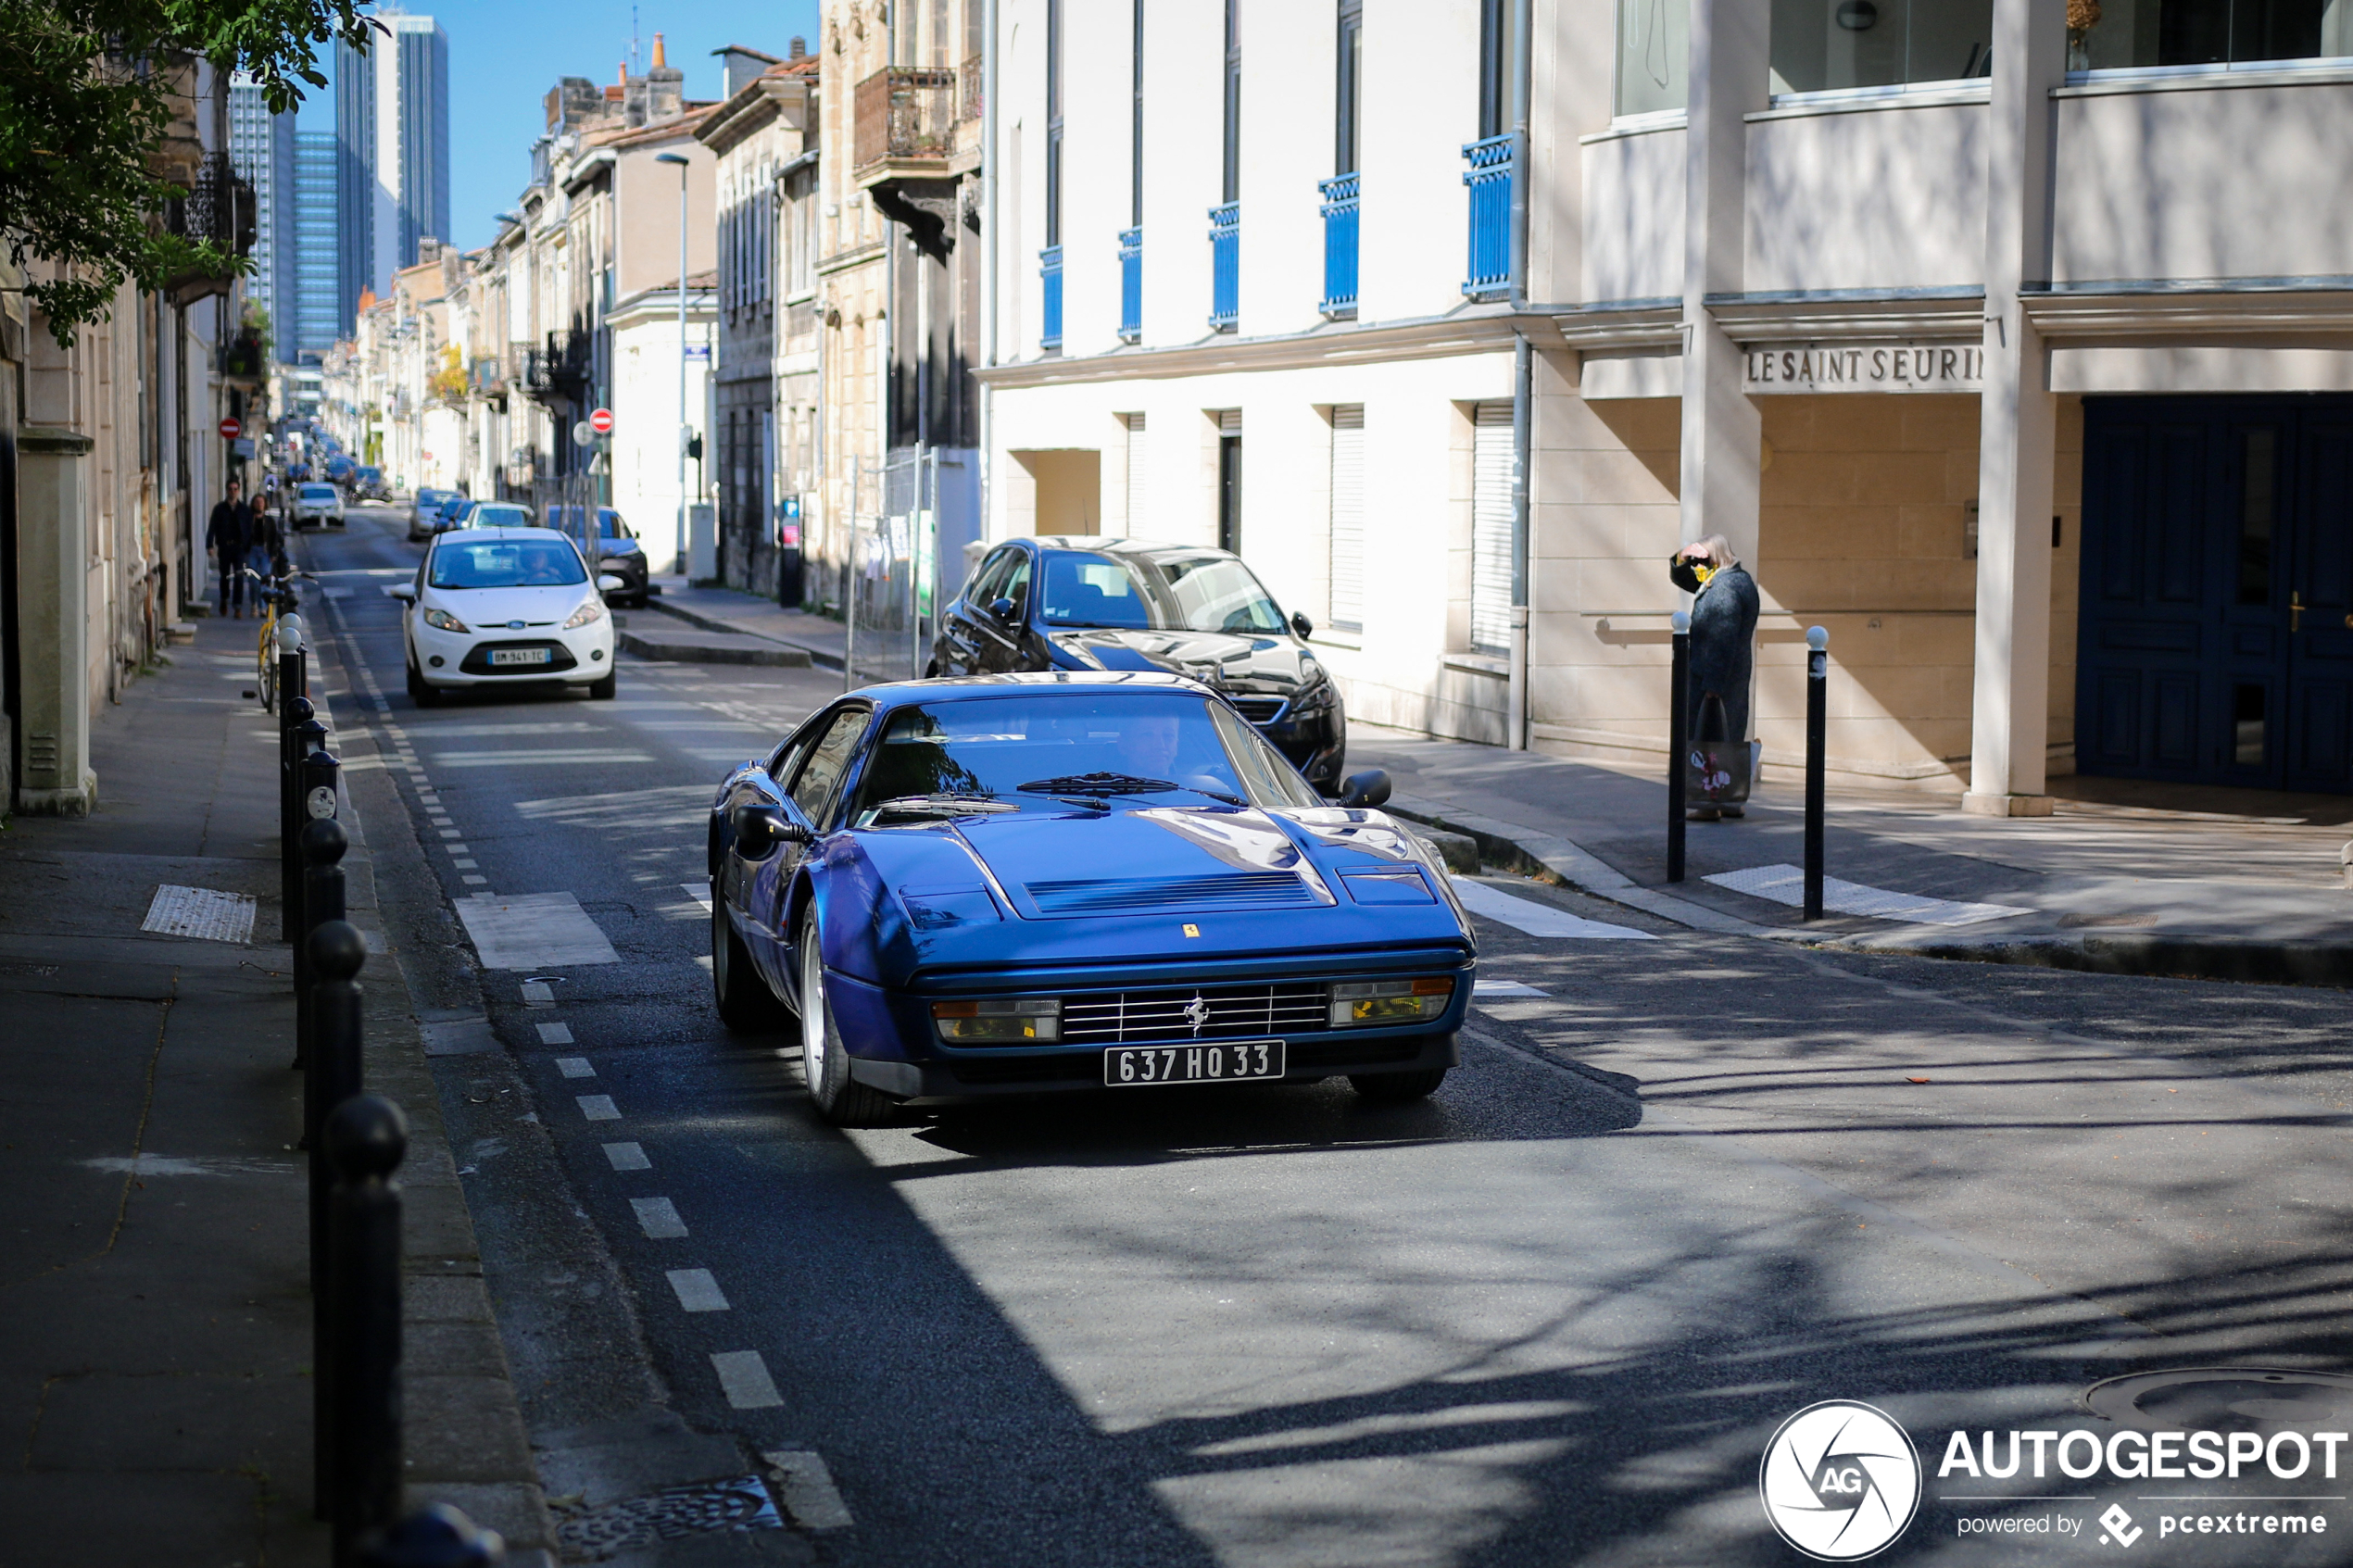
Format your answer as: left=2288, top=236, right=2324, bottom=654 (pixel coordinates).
left=931, top=537, right=1347, bottom=792
left=548, top=505, right=650, bottom=608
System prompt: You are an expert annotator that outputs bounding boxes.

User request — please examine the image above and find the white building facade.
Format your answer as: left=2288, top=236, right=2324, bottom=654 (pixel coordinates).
left=984, top=0, right=2353, bottom=805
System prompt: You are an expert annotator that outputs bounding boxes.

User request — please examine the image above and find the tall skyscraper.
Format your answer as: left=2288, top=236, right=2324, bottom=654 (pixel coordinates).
left=294, top=131, right=342, bottom=358
left=226, top=74, right=297, bottom=358
left=334, top=14, right=450, bottom=322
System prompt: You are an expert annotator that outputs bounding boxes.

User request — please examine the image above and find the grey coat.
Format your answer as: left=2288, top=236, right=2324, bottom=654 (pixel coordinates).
left=1688, top=564, right=1759, bottom=743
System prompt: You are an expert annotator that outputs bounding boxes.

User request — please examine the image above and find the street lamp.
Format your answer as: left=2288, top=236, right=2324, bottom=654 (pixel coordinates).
left=655, top=151, right=691, bottom=579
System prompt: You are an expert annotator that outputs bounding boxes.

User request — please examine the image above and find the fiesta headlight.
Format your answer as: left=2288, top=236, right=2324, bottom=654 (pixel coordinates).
left=562, top=596, right=608, bottom=630
left=1328, top=977, right=1455, bottom=1027
left=422, top=607, right=469, bottom=633
left=932, top=997, right=1062, bottom=1042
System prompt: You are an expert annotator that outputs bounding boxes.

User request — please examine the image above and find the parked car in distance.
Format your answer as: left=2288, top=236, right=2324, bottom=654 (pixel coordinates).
left=547, top=505, right=650, bottom=608
left=353, top=466, right=391, bottom=502
left=931, top=537, right=1348, bottom=792
left=409, top=488, right=459, bottom=541
left=387, top=526, right=620, bottom=704
left=323, top=455, right=356, bottom=486
left=459, top=501, right=535, bottom=530
left=706, top=673, right=1462, bottom=1126
left=293, top=482, right=346, bottom=529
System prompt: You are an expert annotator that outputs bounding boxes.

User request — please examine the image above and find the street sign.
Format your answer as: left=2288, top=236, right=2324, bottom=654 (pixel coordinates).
left=572, top=420, right=593, bottom=447
left=588, top=407, right=615, bottom=434
left=219, top=417, right=242, bottom=440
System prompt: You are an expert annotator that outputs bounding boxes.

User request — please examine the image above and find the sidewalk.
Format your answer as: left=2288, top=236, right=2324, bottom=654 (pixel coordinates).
left=642, top=576, right=847, bottom=670
left=1348, top=724, right=2353, bottom=985
left=0, top=612, right=552, bottom=1562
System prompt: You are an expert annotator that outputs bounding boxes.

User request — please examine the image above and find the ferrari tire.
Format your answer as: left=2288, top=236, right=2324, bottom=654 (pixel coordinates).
left=1347, top=1066, right=1448, bottom=1102
left=798, top=911, right=898, bottom=1127
left=711, top=895, right=786, bottom=1030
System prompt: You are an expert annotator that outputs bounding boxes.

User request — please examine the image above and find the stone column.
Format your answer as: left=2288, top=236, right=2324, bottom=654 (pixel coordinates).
left=1678, top=0, right=1768, bottom=564
left=16, top=426, right=97, bottom=816
left=1964, top=0, right=2067, bottom=817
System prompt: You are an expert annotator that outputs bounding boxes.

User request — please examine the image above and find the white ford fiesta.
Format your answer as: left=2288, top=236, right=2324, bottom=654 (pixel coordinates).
left=389, top=526, right=619, bottom=705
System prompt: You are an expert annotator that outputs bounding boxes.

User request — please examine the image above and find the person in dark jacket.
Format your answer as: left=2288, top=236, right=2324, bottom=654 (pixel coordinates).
left=1672, top=533, right=1760, bottom=821
left=207, top=479, right=252, bottom=617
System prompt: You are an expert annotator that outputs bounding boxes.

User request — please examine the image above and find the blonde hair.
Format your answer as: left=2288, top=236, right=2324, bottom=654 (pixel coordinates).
left=1680, top=534, right=1739, bottom=571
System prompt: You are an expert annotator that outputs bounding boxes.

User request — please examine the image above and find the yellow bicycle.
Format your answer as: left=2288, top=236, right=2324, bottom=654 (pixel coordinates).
left=247, top=566, right=313, bottom=713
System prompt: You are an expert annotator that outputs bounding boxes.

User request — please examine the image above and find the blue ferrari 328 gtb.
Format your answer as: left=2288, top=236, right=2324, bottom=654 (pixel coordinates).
left=707, top=672, right=1478, bottom=1125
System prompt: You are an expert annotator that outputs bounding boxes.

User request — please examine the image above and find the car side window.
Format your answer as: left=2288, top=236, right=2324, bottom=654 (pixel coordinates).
left=966, top=547, right=1013, bottom=608
left=787, top=709, right=871, bottom=826
left=765, top=712, right=828, bottom=785
left=1000, top=551, right=1033, bottom=614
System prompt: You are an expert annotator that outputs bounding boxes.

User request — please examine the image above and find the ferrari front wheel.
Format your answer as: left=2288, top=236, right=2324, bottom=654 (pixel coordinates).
left=797, top=912, right=898, bottom=1127
left=711, top=895, right=785, bottom=1030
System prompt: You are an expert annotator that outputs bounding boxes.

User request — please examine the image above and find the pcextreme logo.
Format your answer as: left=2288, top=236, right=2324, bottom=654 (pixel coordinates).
left=1760, top=1401, right=1924, bottom=1561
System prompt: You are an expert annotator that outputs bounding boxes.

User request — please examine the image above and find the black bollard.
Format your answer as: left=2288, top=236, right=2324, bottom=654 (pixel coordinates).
left=358, top=1503, right=506, bottom=1568
left=325, top=1094, right=407, bottom=1566
left=292, top=713, right=330, bottom=949
left=308, top=919, right=368, bottom=1519
left=293, top=747, right=340, bottom=1071
left=1667, top=609, right=1690, bottom=883
left=1805, top=625, right=1829, bottom=921
left=282, top=696, right=314, bottom=943
left=296, top=817, right=348, bottom=1079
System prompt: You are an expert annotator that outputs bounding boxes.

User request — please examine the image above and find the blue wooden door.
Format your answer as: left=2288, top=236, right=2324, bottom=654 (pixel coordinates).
left=2077, top=396, right=2353, bottom=793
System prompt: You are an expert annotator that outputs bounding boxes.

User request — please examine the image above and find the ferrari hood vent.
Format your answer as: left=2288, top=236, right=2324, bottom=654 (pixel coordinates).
left=1024, top=872, right=1316, bottom=917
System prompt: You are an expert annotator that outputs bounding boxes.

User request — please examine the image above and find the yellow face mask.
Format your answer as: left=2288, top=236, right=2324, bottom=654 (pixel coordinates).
left=1691, top=563, right=1717, bottom=586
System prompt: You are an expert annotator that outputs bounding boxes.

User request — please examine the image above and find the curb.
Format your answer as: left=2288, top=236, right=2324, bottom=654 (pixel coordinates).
left=643, top=596, right=844, bottom=671
left=618, top=627, right=813, bottom=668
left=1382, top=792, right=2353, bottom=989
left=306, top=590, right=560, bottom=1564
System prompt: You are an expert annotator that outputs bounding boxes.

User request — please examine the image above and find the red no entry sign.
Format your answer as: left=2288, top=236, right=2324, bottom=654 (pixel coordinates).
left=588, top=408, right=615, bottom=435
left=219, top=417, right=242, bottom=440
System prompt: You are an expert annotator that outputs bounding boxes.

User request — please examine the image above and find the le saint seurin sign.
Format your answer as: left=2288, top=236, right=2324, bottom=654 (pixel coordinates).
left=1744, top=343, right=1984, bottom=395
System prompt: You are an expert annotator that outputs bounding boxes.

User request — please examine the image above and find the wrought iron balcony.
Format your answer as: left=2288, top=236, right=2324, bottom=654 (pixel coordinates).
left=1318, top=174, right=1360, bottom=320
left=517, top=330, right=592, bottom=403
left=853, top=66, right=959, bottom=183
left=1040, top=246, right=1063, bottom=353
left=1461, top=134, right=1516, bottom=298
left=162, top=151, right=258, bottom=303
left=1208, top=202, right=1239, bottom=333
left=1118, top=227, right=1142, bottom=344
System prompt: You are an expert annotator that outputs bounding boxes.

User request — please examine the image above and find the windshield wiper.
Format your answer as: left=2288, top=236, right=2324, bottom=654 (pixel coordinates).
left=1016, top=772, right=1178, bottom=797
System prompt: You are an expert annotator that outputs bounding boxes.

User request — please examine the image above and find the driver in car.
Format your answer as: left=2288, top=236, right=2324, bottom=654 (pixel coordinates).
left=1123, top=709, right=1240, bottom=799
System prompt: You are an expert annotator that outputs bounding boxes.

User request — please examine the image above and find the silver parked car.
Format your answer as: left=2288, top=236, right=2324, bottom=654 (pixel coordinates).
left=293, top=482, right=346, bottom=530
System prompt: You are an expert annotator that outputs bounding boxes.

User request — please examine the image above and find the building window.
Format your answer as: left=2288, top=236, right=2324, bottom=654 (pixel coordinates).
left=1768, top=0, right=1994, bottom=95
left=1470, top=402, right=1514, bottom=653
left=2071, top=0, right=2352, bottom=70
left=1216, top=409, right=1242, bottom=555
left=1616, top=0, right=1689, bottom=115
left=1043, top=0, right=1064, bottom=352
left=1209, top=0, right=1241, bottom=333
left=1124, top=412, right=1147, bottom=530
left=1321, top=0, right=1362, bottom=319
left=1328, top=406, right=1364, bottom=631
left=1121, top=0, right=1144, bottom=343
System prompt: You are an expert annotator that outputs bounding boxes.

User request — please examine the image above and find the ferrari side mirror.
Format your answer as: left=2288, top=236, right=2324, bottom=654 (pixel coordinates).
left=1337, top=770, right=1392, bottom=809
left=730, top=801, right=811, bottom=857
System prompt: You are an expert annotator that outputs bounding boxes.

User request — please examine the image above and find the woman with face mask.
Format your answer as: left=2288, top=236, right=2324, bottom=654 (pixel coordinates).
left=1671, top=534, right=1760, bottom=821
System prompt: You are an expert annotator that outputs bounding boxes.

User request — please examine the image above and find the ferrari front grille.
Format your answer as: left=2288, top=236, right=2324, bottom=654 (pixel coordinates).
left=1059, top=983, right=1331, bottom=1045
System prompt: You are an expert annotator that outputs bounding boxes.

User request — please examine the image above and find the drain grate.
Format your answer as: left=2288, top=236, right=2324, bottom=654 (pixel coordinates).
left=2084, top=1367, right=2353, bottom=1432
left=555, top=1474, right=783, bottom=1561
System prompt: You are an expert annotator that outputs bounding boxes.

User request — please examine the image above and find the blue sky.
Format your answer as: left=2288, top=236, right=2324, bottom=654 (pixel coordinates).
left=300, top=0, right=822, bottom=252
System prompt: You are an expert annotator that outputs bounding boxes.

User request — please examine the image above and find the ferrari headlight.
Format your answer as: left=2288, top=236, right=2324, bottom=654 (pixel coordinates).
left=932, top=997, right=1062, bottom=1042
left=422, top=607, right=469, bottom=633
left=562, top=596, right=608, bottom=630
left=1328, top=977, right=1455, bottom=1027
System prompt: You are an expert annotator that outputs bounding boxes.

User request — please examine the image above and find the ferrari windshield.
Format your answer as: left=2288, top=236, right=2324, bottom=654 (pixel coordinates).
left=428, top=539, right=588, bottom=589
left=856, top=693, right=1317, bottom=813
left=1038, top=551, right=1290, bottom=635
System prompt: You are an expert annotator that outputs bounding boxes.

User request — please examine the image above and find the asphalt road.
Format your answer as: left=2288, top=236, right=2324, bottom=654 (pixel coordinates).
left=304, top=506, right=2353, bottom=1567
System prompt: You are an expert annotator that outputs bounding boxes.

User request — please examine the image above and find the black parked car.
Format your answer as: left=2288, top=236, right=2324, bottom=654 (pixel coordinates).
left=930, top=536, right=1347, bottom=792
left=547, top=507, right=650, bottom=607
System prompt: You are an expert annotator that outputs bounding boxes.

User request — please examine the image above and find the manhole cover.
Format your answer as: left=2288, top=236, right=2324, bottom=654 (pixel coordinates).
left=2084, top=1368, right=2353, bottom=1432
left=555, top=1474, right=783, bottom=1561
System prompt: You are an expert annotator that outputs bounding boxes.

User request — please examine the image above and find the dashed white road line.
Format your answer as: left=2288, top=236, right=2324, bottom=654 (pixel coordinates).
left=555, top=1056, right=594, bottom=1078
left=761, top=1450, right=853, bottom=1530
left=631, top=1197, right=687, bottom=1238
left=712, top=1351, right=783, bottom=1411
left=667, top=1268, right=730, bottom=1312
left=1476, top=978, right=1551, bottom=1000
left=521, top=981, right=556, bottom=1006
left=538, top=1022, right=576, bottom=1046
left=602, top=1141, right=650, bottom=1171
left=576, top=1094, right=620, bottom=1122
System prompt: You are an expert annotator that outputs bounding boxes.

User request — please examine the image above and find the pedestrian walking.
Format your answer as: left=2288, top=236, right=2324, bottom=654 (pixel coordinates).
left=208, top=478, right=253, bottom=618
left=248, top=490, right=284, bottom=589
left=1671, top=534, right=1760, bottom=821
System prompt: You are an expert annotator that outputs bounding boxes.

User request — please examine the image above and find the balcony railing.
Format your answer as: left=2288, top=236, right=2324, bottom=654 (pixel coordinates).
left=1040, top=245, right=1063, bottom=353
left=1208, top=202, right=1239, bottom=332
left=1117, top=227, right=1142, bottom=344
left=1461, top=133, right=1516, bottom=298
left=853, top=66, right=959, bottom=181
left=960, top=53, right=985, bottom=122
left=1318, top=173, right=1360, bottom=319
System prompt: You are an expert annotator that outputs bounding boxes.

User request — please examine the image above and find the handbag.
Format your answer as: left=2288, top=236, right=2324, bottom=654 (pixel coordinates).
left=1685, top=694, right=1755, bottom=806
